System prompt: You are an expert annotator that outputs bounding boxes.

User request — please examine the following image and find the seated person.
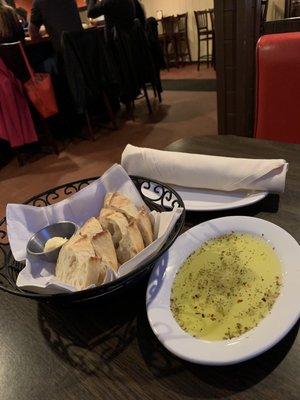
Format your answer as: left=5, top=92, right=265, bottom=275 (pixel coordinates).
left=29, top=0, right=83, bottom=51
left=16, top=7, right=29, bottom=29
left=87, top=0, right=145, bottom=33
left=0, top=0, right=25, bottom=44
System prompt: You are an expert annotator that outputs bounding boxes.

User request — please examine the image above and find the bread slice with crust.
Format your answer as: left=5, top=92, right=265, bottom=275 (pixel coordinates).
left=116, top=221, right=144, bottom=264
left=136, top=208, right=153, bottom=247
left=100, top=205, right=145, bottom=264
left=104, top=192, right=139, bottom=219
left=99, top=208, right=128, bottom=246
left=104, top=193, right=154, bottom=247
left=91, top=230, right=118, bottom=272
left=55, top=235, right=107, bottom=290
left=78, top=217, right=103, bottom=239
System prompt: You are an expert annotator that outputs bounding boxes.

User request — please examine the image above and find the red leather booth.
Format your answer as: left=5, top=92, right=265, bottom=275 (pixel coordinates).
left=255, top=32, right=300, bottom=144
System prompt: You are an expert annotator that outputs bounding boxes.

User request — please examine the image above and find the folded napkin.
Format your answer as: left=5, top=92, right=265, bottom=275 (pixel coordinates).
left=121, top=145, right=288, bottom=193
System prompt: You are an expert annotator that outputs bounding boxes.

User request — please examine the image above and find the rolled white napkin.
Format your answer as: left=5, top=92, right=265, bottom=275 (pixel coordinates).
left=121, top=145, right=288, bottom=193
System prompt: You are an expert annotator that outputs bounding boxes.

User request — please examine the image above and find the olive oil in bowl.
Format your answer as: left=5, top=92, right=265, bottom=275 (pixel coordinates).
left=170, top=233, right=282, bottom=341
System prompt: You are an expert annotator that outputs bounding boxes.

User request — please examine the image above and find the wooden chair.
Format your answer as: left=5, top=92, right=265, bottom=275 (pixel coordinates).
left=208, top=8, right=216, bottom=69
left=176, top=12, right=192, bottom=65
left=261, top=0, right=269, bottom=32
left=291, top=0, right=300, bottom=16
left=261, top=0, right=269, bottom=22
left=194, top=10, right=213, bottom=69
left=160, top=16, right=179, bottom=69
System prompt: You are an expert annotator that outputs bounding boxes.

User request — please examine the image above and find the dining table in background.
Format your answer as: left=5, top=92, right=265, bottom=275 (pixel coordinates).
left=23, top=23, right=104, bottom=44
left=0, top=135, right=299, bottom=400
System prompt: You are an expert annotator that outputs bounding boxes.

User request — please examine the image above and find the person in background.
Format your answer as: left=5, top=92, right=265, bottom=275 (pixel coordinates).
left=87, top=0, right=146, bottom=33
left=87, top=0, right=134, bottom=33
left=0, top=0, right=25, bottom=44
left=29, top=0, right=82, bottom=51
left=5, top=0, right=15, bottom=7
left=16, top=7, right=28, bottom=29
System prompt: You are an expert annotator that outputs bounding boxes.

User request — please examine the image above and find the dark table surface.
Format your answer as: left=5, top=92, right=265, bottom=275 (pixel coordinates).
left=0, top=135, right=299, bottom=400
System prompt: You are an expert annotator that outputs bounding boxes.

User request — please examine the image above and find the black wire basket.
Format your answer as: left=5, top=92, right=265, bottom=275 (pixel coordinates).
left=0, top=176, right=185, bottom=304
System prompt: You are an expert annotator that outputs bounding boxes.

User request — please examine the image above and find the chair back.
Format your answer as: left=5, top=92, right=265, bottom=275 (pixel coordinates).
left=176, top=12, right=188, bottom=34
left=291, top=0, right=300, bottom=17
left=194, top=10, right=209, bottom=31
left=255, top=32, right=300, bottom=144
left=161, top=16, right=177, bottom=37
left=209, top=9, right=215, bottom=31
left=261, top=0, right=269, bottom=22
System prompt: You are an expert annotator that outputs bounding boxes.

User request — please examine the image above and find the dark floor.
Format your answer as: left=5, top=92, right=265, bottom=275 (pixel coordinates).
left=0, top=86, right=217, bottom=216
left=161, top=64, right=216, bottom=80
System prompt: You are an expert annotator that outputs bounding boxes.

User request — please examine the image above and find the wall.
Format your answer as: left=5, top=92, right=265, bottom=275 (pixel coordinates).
left=141, top=0, right=214, bottom=61
left=77, top=0, right=86, bottom=7
left=267, top=0, right=286, bottom=20
left=15, top=0, right=32, bottom=13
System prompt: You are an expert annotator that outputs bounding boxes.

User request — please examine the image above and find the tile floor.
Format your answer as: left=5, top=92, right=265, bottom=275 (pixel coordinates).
left=161, top=64, right=216, bottom=80
left=0, top=87, right=217, bottom=216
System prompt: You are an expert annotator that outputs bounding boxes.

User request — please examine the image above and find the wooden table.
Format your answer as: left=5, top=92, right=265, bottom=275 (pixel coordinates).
left=23, top=24, right=104, bottom=46
left=0, top=135, right=299, bottom=400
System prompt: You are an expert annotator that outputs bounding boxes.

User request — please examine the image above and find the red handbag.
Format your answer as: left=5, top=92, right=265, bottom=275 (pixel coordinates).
left=19, top=42, right=58, bottom=119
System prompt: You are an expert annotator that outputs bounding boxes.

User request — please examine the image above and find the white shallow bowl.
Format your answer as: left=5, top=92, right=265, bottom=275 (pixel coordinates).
left=146, top=216, right=300, bottom=366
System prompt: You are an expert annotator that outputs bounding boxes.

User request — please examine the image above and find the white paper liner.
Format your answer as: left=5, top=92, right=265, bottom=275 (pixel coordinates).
left=6, top=164, right=183, bottom=294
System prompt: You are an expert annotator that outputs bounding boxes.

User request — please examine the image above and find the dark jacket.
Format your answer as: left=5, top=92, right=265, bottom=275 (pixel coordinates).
left=134, top=0, right=146, bottom=28
left=146, top=17, right=166, bottom=71
left=110, top=25, right=140, bottom=103
left=61, top=27, right=119, bottom=113
left=130, top=19, right=156, bottom=87
left=111, top=18, right=161, bottom=104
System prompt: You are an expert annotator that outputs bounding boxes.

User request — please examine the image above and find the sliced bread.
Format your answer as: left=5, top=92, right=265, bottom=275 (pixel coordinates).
left=116, top=221, right=144, bottom=264
left=78, top=217, right=103, bottom=239
left=104, top=193, right=154, bottom=247
left=136, top=208, right=153, bottom=247
left=55, top=235, right=107, bottom=290
left=91, top=230, right=118, bottom=272
left=104, top=192, right=139, bottom=219
left=99, top=208, right=129, bottom=246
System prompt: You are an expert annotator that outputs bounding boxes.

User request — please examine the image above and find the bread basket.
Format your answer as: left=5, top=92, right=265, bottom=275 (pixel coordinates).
left=0, top=176, right=185, bottom=303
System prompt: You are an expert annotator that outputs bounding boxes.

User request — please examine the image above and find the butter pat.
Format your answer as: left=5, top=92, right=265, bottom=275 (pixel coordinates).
left=44, top=237, right=68, bottom=252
